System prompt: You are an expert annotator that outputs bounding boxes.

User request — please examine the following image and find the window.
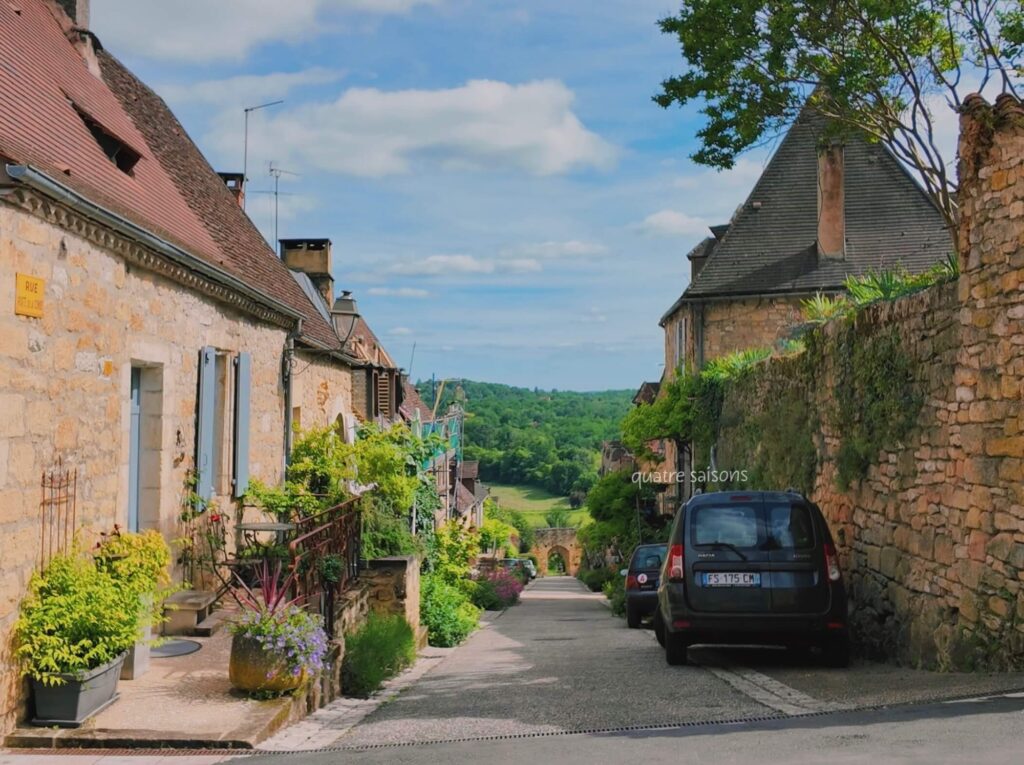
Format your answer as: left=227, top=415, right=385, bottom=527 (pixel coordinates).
left=196, top=348, right=251, bottom=501
left=693, top=505, right=760, bottom=548
left=631, top=545, right=667, bottom=571
left=73, top=103, right=140, bottom=174
left=766, top=504, right=815, bottom=549
left=675, top=316, right=687, bottom=367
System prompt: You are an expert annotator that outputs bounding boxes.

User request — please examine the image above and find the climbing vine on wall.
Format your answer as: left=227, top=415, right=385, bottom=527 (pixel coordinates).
left=832, top=323, right=921, bottom=490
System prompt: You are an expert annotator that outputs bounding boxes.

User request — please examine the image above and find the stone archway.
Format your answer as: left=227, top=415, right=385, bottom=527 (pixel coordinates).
left=533, top=528, right=581, bottom=576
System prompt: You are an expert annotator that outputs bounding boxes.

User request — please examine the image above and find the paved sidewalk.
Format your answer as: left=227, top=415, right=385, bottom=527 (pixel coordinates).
left=256, top=645, right=454, bottom=751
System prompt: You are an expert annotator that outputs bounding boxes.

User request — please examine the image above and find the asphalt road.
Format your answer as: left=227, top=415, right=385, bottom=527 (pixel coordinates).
left=4, top=576, right=1023, bottom=765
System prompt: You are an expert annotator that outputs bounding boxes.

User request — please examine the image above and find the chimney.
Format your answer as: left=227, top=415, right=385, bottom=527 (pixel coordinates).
left=57, top=0, right=90, bottom=27
left=817, top=141, right=845, bottom=259
left=217, top=172, right=245, bottom=207
left=281, top=238, right=334, bottom=305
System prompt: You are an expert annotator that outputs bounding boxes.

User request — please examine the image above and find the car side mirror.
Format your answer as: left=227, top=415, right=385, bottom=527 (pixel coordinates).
left=620, top=568, right=628, bottom=577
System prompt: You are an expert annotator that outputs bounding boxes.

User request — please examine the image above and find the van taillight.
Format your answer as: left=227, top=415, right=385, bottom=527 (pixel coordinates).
left=668, top=544, right=685, bottom=582
left=823, top=543, right=841, bottom=582
left=625, top=574, right=638, bottom=591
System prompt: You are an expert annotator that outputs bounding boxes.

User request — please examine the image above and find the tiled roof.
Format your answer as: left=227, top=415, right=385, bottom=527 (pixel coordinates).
left=681, top=107, right=953, bottom=299
left=400, top=380, right=432, bottom=422
left=632, top=382, right=660, bottom=405
left=455, top=482, right=478, bottom=514
left=96, top=49, right=342, bottom=349
left=0, top=2, right=220, bottom=263
left=348, top=317, right=396, bottom=369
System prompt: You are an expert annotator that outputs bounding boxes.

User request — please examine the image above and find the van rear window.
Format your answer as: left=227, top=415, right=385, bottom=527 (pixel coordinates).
left=631, top=546, right=666, bottom=570
left=766, top=504, right=815, bottom=549
left=693, top=505, right=759, bottom=548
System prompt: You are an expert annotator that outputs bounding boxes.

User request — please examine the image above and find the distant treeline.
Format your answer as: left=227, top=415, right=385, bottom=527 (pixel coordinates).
left=418, top=379, right=634, bottom=497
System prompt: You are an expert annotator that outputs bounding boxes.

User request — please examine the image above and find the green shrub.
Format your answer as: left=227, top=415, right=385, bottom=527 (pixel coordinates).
left=470, top=577, right=503, bottom=610
left=579, top=567, right=614, bottom=593
left=343, top=613, right=416, bottom=698
left=420, top=573, right=479, bottom=647
left=16, top=551, right=141, bottom=685
left=602, top=574, right=626, bottom=617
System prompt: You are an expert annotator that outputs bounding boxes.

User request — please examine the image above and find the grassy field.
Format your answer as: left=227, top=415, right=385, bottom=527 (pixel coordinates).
left=486, top=482, right=590, bottom=528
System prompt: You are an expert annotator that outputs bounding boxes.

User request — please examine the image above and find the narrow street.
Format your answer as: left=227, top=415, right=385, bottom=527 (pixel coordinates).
left=252, top=576, right=1024, bottom=754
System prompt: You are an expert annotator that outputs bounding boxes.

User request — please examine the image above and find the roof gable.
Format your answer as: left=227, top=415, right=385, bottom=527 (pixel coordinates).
left=683, top=107, right=952, bottom=298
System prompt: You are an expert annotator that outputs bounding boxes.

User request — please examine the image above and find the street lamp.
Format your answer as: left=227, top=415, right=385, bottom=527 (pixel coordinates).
left=242, top=99, right=284, bottom=210
left=331, top=290, right=360, bottom=348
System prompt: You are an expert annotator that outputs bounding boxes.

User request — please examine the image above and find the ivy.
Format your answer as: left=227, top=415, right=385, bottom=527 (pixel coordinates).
left=833, top=324, right=922, bottom=490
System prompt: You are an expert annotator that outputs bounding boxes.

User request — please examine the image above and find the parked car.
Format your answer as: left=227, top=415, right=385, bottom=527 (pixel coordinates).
left=622, top=543, right=668, bottom=628
left=498, top=558, right=534, bottom=581
left=654, top=490, right=850, bottom=667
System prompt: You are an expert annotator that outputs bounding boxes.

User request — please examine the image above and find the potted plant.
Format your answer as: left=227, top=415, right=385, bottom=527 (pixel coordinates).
left=228, top=561, right=328, bottom=695
left=15, top=551, right=140, bottom=726
left=94, top=527, right=174, bottom=680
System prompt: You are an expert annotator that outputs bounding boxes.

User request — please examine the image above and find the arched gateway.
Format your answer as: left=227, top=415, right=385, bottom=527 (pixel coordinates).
left=533, top=528, right=582, bottom=576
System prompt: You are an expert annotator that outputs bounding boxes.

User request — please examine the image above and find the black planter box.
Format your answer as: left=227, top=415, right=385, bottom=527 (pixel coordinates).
left=31, top=652, right=126, bottom=728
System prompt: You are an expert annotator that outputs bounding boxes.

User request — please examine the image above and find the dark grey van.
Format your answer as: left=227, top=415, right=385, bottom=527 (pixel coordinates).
left=654, top=491, right=849, bottom=667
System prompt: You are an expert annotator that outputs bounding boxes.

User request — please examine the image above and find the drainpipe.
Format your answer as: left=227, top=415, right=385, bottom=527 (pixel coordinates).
left=282, top=322, right=302, bottom=472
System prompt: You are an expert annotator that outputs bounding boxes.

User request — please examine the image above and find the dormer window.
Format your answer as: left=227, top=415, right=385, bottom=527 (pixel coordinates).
left=73, top=104, right=140, bottom=175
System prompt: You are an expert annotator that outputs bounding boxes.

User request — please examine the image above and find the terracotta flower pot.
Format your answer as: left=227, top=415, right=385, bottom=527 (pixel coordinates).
left=228, top=634, right=305, bottom=694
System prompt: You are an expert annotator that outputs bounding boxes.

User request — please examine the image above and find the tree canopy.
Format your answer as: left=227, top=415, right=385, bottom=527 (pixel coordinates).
left=655, top=0, right=1024, bottom=232
left=420, top=379, right=634, bottom=497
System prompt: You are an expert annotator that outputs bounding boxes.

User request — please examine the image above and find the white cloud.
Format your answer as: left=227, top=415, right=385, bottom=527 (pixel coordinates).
left=385, top=254, right=541, bottom=277
left=389, top=327, right=414, bottom=336
left=157, top=68, right=344, bottom=108
left=638, top=210, right=710, bottom=238
left=92, top=0, right=440, bottom=63
left=224, top=80, right=616, bottom=178
left=367, top=287, right=432, bottom=298
left=508, top=240, right=609, bottom=259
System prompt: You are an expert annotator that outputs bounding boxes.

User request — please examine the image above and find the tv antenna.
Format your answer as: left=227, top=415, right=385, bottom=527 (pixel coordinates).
left=242, top=100, right=284, bottom=211
left=266, top=162, right=299, bottom=250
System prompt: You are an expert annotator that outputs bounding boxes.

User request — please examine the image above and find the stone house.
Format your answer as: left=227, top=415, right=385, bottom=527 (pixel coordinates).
left=0, top=0, right=399, bottom=733
left=654, top=104, right=953, bottom=507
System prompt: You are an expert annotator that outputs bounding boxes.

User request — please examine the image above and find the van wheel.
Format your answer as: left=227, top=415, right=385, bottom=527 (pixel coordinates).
left=821, top=636, right=850, bottom=668
left=626, top=605, right=641, bottom=629
left=665, top=635, right=689, bottom=666
left=654, top=612, right=666, bottom=647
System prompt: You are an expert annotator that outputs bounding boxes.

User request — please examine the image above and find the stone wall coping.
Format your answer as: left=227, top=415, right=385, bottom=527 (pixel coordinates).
left=367, top=555, right=418, bottom=570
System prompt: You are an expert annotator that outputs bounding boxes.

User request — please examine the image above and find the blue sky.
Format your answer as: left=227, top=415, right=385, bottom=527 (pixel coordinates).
left=91, top=0, right=773, bottom=391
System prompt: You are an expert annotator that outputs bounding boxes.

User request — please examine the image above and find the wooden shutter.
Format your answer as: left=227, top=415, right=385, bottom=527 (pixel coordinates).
left=232, top=352, right=252, bottom=498
left=377, top=372, right=391, bottom=419
left=196, top=346, right=216, bottom=502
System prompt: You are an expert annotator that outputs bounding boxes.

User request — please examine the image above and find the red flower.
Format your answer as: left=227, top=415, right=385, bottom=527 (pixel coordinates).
left=210, top=514, right=222, bottom=523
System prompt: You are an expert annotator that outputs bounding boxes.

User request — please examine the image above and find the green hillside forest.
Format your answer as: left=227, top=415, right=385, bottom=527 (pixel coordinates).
left=418, top=379, right=634, bottom=498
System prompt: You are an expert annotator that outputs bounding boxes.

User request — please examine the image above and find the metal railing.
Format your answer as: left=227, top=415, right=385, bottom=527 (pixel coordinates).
left=288, top=497, right=362, bottom=637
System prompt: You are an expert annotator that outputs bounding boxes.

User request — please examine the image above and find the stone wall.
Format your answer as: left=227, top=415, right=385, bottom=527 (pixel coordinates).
left=709, top=95, right=1024, bottom=670
left=533, top=528, right=582, bottom=576
left=700, top=296, right=806, bottom=362
left=362, top=556, right=422, bottom=643
left=0, top=194, right=357, bottom=732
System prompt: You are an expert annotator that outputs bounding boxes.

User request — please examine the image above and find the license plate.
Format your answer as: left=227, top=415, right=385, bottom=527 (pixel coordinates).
left=703, top=572, right=761, bottom=587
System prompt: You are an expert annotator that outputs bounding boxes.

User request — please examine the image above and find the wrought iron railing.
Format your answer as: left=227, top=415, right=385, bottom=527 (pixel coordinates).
left=288, top=497, right=362, bottom=637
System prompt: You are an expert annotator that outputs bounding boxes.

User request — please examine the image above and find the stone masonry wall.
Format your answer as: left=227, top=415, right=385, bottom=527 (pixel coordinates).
left=711, top=95, right=1024, bottom=669
left=699, top=295, right=806, bottom=363
left=0, top=198, right=302, bottom=732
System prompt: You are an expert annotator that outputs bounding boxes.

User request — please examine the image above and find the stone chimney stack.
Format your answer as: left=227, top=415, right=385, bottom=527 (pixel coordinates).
left=280, top=238, right=334, bottom=306
left=217, top=172, right=245, bottom=208
left=817, top=141, right=845, bottom=259
left=57, top=0, right=90, bottom=27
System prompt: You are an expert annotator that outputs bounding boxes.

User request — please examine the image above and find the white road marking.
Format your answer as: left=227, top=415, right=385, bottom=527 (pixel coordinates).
left=691, top=660, right=853, bottom=715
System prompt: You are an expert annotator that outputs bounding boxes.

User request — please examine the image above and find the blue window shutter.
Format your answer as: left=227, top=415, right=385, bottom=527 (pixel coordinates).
left=196, top=346, right=216, bottom=502
left=233, top=352, right=252, bottom=498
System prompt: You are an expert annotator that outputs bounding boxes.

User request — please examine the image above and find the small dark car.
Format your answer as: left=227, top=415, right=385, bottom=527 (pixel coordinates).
left=654, top=491, right=849, bottom=667
left=623, top=543, right=668, bottom=629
